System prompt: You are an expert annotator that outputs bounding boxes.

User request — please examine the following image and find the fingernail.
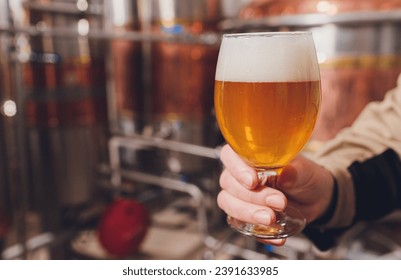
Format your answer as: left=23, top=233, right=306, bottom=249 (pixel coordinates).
left=253, top=209, right=271, bottom=225
left=240, top=171, right=253, bottom=188
left=266, top=195, right=285, bottom=210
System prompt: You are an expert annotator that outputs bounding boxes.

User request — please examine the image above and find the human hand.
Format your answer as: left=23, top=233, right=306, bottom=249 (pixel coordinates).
left=217, top=144, right=335, bottom=246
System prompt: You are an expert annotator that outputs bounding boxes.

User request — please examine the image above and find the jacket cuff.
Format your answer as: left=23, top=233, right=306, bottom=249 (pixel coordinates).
left=349, top=148, right=401, bottom=221
left=312, top=157, right=356, bottom=228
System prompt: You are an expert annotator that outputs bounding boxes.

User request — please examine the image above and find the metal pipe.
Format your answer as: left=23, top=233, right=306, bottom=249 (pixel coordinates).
left=221, top=9, right=401, bottom=30
left=108, top=133, right=217, bottom=237
left=107, top=133, right=220, bottom=246
left=2, top=232, right=54, bottom=260
left=0, top=24, right=221, bottom=46
left=116, top=168, right=209, bottom=238
left=109, top=134, right=221, bottom=160
left=204, top=235, right=269, bottom=260
left=22, top=0, right=102, bottom=15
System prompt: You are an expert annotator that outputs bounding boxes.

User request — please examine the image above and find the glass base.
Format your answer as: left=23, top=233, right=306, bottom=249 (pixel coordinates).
left=227, top=206, right=306, bottom=239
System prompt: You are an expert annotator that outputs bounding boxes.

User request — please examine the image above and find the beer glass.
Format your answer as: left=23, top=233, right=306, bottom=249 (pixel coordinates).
left=215, top=32, right=321, bottom=239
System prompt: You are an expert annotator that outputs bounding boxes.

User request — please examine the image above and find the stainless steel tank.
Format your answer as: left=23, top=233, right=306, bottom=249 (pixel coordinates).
left=149, top=0, right=223, bottom=175
left=102, top=0, right=147, bottom=170
left=103, top=0, right=143, bottom=135
left=19, top=0, right=108, bottom=231
left=0, top=0, right=13, bottom=254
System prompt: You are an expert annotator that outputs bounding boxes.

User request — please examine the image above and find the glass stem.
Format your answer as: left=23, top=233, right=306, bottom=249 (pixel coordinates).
left=257, top=169, right=281, bottom=188
left=257, top=169, right=285, bottom=224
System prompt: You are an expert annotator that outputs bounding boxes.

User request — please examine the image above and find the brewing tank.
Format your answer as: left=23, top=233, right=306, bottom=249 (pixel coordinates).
left=103, top=0, right=143, bottom=135
left=149, top=0, right=223, bottom=175
left=20, top=0, right=108, bottom=231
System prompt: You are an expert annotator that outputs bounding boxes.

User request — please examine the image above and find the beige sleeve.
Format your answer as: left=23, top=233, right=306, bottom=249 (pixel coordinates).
left=311, top=74, right=401, bottom=228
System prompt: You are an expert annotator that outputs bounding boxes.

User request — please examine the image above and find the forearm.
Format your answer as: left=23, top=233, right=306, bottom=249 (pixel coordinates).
left=312, top=76, right=401, bottom=228
left=304, top=148, right=401, bottom=250
left=350, top=148, right=401, bottom=221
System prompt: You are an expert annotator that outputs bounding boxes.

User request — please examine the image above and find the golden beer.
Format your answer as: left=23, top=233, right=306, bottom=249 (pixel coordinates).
left=215, top=80, right=321, bottom=169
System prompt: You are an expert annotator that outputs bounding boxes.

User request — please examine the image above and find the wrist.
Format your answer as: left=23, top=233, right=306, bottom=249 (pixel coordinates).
left=310, top=178, right=338, bottom=226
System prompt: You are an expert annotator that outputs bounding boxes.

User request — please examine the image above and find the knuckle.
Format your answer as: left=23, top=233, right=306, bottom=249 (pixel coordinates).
left=216, top=191, right=227, bottom=211
left=219, top=169, right=230, bottom=190
left=219, top=144, right=230, bottom=165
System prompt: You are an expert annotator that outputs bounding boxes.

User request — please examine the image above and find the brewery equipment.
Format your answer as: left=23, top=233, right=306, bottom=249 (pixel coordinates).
left=1, top=0, right=19, bottom=254
left=103, top=0, right=143, bottom=135
left=19, top=0, right=108, bottom=234
left=149, top=0, right=223, bottom=175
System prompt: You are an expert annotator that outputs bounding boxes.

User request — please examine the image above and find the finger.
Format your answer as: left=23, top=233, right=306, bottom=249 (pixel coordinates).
left=278, top=155, right=315, bottom=191
left=220, top=145, right=258, bottom=189
left=217, top=190, right=276, bottom=226
left=220, top=169, right=287, bottom=211
left=277, top=159, right=301, bottom=190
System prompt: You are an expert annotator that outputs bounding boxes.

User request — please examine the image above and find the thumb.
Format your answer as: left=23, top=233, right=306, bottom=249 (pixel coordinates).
left=278, top=155, right=313, bottom=191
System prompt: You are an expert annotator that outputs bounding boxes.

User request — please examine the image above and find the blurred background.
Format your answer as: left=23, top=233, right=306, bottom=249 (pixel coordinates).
left=1, top=0, right=401, bottom=260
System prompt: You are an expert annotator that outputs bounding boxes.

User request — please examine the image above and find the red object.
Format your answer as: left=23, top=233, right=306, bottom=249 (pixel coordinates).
left=97, top=199, right=150, bottom=257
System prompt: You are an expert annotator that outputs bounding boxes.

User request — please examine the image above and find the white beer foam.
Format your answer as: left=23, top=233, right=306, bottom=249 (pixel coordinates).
left=215, top=32, right=320, bottom=82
